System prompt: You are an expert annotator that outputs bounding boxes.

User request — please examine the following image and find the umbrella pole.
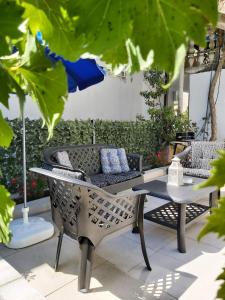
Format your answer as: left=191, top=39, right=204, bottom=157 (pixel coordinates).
left=22, top=108, right=29, bottom=223
left=6, top=100, right=54, bottom=249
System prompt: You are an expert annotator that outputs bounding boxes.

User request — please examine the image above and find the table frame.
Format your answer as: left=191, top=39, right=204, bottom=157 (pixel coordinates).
left=133, top=181, right=219, bottom=253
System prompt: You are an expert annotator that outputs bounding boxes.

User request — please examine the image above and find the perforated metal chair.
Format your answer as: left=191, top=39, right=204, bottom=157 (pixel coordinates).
left=30, top=167, right=151, bottom=292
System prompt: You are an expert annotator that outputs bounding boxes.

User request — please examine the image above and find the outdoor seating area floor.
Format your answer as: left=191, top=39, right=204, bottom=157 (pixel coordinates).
left=0, top=195, right=224, bottom=300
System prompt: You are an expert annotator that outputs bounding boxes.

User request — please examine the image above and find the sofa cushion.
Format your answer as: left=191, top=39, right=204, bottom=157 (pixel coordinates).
left=191, top=141, right=224, bottom=170
left=55, top=151, right=73, bottom=169
left=101, top=148, right=129, bottom=174
left=90, top=171, right=141, bottom=188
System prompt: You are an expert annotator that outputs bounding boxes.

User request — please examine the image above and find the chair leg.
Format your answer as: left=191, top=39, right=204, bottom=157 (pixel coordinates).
left=78, top=238, right=95, bottom=292
left=137, top=195, right=151, bottom=271
left=54, top=231, right=63, bottom=271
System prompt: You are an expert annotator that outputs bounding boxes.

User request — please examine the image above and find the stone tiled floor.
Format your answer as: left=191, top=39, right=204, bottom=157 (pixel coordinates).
left=1, top=196, right=225, bottom=300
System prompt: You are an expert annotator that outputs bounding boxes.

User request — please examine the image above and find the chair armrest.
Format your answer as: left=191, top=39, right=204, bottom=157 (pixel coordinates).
left=30, top=167, right=97, bottom=190
left=175, top=146, right=191, bottom=159
left=175, top=146, right=192, bottom=168
left=42, top=162, right=90, bottom=182
left=127, top=153, right=143, bottom=172
left=119, top=189, right=149, bottom=198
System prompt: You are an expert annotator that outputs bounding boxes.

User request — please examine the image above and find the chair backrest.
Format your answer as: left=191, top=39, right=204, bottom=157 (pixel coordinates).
left=191, top=141, right=225, bottom=170
left=43, top=144, right=116, bottom=175
left=30, top=167, right=139, bottom=246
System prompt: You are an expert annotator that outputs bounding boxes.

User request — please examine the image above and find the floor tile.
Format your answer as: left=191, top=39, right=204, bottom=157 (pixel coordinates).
left=0, top=277, right=45, bottom=300
left=46, top=262, right=176, bottom=300
left=5, top=235, right=105, bottom=296
left=0, top=257, right=21, bottom=287
left=124, top=223, right=176, bottom=252
left=159, top=236, right=224, bottom=265
left=186, top=219, right=225, bottom=249
left=96, top=235, right=154, bottom=273
left=128, top=262, right=195, bottom=299
left=177, top=248, right=225, bottom=300
left=0, top=244, right=18, bottom=259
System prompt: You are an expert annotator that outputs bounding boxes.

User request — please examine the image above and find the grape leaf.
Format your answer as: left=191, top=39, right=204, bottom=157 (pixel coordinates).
left=197, top=151, right=225, bottom=240
left=19, top=62, right=67, bottom=137
left=196, top=150, right=225, bottom=300
left=0, top=60, right=26, bottom=110
left=217, top=269, right=225, bottom=300
left=0, top=69, right=11, bottom=108
left=198, top=197, right=225, bottom=240
left=21, top=34, right=52, bottom=71
left=21, top=0, right=77, bottom=60
left=69, top=0, right=217, bottom=75
left=0, top=0, right=24, bottom=55
left=0, top=185, right=15, bottom=244
left=197, top=150, right=225, bottom=189
left=0, top=110, right=13, bottom=148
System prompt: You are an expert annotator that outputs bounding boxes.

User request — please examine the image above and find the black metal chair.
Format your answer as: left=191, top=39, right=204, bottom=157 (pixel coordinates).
left=30, top=167, right=151, bottom=293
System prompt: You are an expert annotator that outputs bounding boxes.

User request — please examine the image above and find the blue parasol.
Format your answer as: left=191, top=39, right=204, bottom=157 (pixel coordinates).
left=45, top=47, right=105, bottom=93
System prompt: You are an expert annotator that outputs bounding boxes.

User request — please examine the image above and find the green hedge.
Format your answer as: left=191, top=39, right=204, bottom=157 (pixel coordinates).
left=0, top=119, right=93, bottom=202
left=0, top=116, right=195, bottom=202
left=95, top=120, right=158, bottom=164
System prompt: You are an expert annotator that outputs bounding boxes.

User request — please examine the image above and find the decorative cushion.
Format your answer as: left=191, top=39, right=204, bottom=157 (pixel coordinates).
left=117, top=148, right=130, bottom=172
left=191, top=141, right=224, bottom=170
left=55, top=151, right=73, bottom=168
left=90, top=171, right=141, bottom=187
left=101, top=148, right=130, bottom=174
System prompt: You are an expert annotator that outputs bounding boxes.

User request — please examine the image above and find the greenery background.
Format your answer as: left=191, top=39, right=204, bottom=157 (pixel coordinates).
left=0, top=113, right=196, bottom=202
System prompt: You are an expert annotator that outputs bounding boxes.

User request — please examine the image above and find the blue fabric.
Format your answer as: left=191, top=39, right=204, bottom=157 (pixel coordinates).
left=44, top=47, right=104, bottom=93
left=101, top=148, right=130, bottom=174
left=37, top=32, right=105, bottom=93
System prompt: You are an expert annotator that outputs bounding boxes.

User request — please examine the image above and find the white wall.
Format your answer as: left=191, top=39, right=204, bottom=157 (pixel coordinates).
left=1, top=73, right=149, bottom=121
left=189, top=70, right=225, bottom=140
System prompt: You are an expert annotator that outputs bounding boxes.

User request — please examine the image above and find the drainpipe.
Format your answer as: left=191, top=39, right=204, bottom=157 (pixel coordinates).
left=91, top=119, right=96, bottom=144
left=178, top=61, right=185, bottom=114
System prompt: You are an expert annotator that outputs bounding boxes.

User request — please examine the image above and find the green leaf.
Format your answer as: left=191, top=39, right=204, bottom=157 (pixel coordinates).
left=0, top=185, right=15, bottom=244
left=0, top=110, right=13, bottom=148
left=21, top=33, right=52, bottom=71
left=21, top=0, right=78, bottom=60
left=20, top=62, right=67, bottom=137
left=163, top=44, right=186, bottom=88
left=197, top=150, right=225, bottom=189
left=217, top=269, right=225, bottom=300
left=0, top=68, right=11, bottom=108
left=70, top=0, right=217, bottom=74
left=198, top=197, right=225, bottom=240
left=0, top=61, right=25, bottom=110
left=0, top=1, right=24, bottom=55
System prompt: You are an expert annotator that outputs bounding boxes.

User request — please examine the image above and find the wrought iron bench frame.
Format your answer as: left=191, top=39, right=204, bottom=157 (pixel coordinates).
left=43, top=144, right=144, bottom=194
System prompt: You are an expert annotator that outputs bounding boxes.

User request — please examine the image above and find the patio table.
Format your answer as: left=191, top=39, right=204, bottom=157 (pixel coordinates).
left=133, top=176, right=218, bottom=253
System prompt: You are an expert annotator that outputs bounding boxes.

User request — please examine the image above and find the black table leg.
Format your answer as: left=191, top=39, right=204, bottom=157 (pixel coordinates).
left=209, top=190, right=219, bottom=214
left=177, top=203, right=186, bottom=253
left=173, top=144, right=178, bottom=155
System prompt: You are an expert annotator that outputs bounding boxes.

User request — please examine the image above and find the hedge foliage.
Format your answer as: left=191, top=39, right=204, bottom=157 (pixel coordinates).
left=0, top=116, right=196, bottom=201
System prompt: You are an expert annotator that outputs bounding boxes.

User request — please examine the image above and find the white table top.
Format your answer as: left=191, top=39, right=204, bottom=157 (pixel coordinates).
left=133, top=175, right=217, bottom=204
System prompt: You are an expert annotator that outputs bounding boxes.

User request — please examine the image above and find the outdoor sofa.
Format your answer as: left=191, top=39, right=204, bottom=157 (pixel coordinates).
left=176, top=140, right=225, bottom=178
left=43, top=144, right=144, bottom=194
